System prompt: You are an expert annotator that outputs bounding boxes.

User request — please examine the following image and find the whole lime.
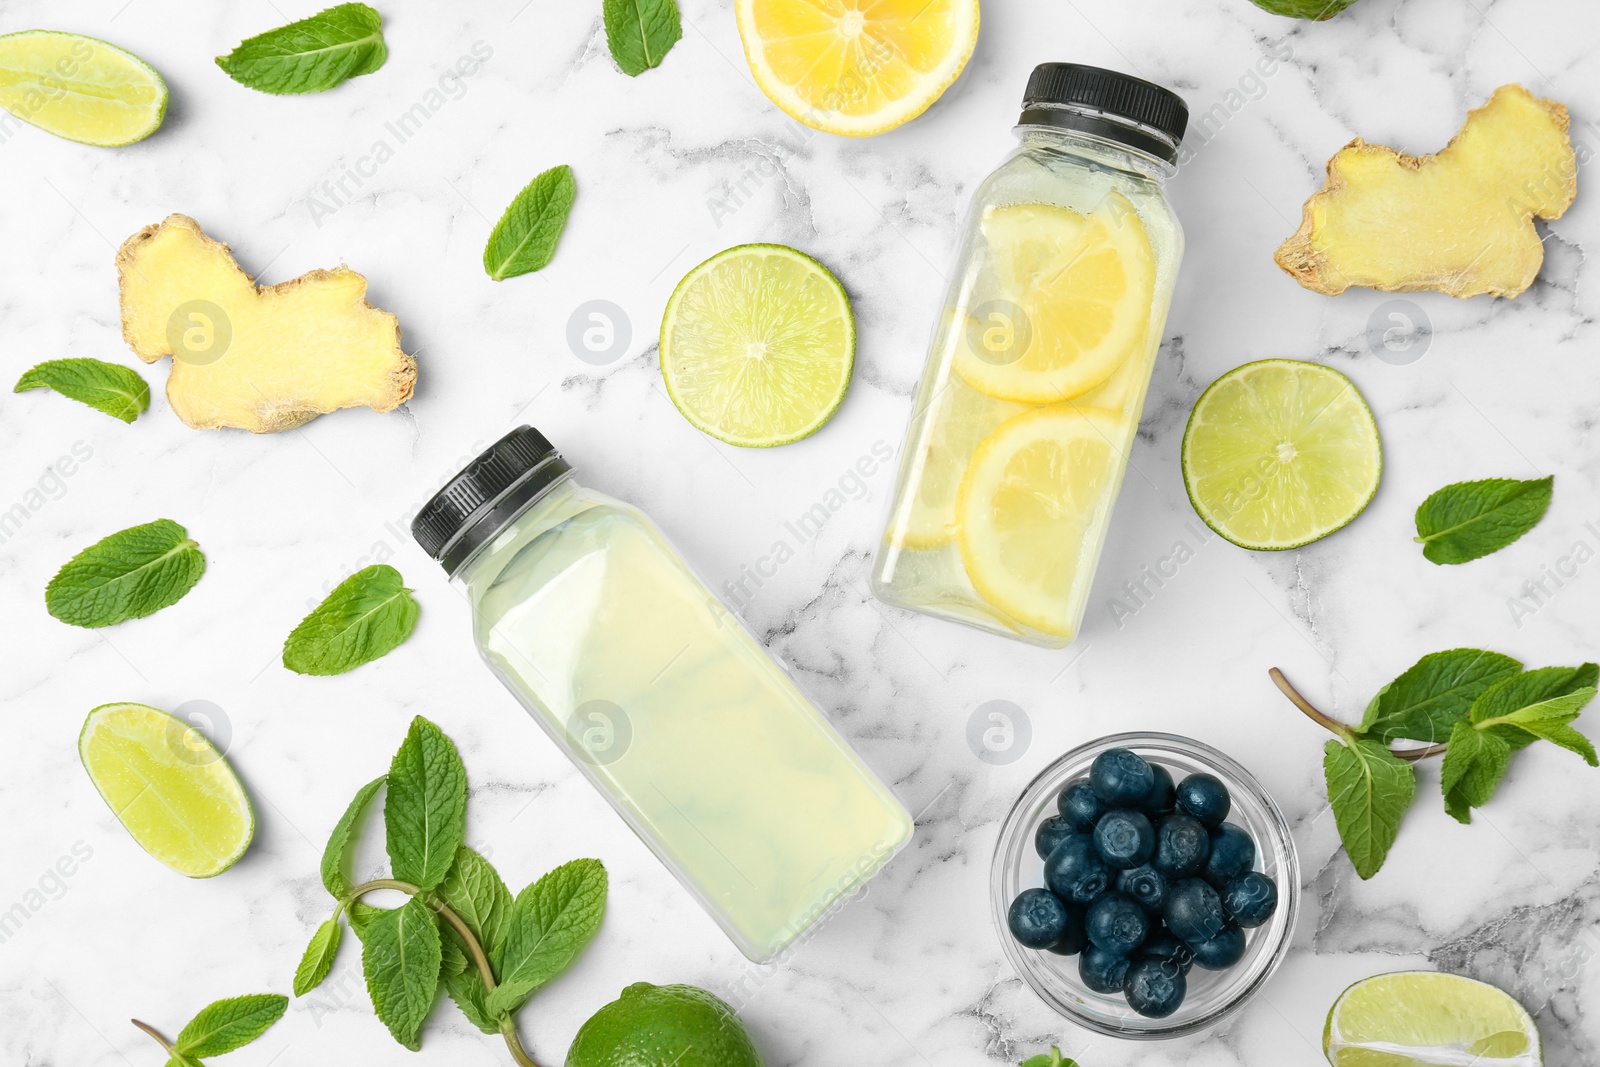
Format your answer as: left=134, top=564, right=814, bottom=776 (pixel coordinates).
left=566, top=983, right=764, bottom=1067
left=1249, top=0, right=1360, bottom=18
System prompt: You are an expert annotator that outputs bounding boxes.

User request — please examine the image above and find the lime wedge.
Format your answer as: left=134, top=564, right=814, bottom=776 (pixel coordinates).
left=79, top=702, right=254, bottom=877
left=1324, top=971, right=1541, bottom=1066
left=0, top=30, right=167, bottom=147
left=1182, top=359, right=1381, bottom=550
left=659, top=244, right=854, bottom=447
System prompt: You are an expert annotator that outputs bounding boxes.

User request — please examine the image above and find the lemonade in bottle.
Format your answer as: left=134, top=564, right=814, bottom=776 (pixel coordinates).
left=873, top=65, right=1188, bottom=647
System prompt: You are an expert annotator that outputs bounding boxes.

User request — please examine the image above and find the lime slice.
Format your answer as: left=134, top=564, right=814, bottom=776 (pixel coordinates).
left=0, top=31, right=167, bottom=147
left=1324, top=971, right=1541, bottom=1067
left=79, top=702, right=254, bottom=877
left=1182, top=359, right=1381, bottom=550
left=660, top=244, right=854, bottom=447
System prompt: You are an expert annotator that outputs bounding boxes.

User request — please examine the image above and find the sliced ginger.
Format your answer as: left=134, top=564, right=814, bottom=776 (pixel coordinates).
left=117, top=215, right=416, bottom=432
left=1276, top=84, right=1576, bottom=299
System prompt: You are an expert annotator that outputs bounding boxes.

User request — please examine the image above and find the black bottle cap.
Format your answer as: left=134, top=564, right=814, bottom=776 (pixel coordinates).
left=412, top=426, right=572, bottom=575
left=1019, top=63, right=1189, bottom=164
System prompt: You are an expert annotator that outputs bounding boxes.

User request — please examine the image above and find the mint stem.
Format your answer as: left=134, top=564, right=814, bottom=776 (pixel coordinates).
left=130, top=1018, right=177, bottom=1056
left=1269, top=668, right=1358, bottom=742
left=346, top=879, right=543, bottom=1067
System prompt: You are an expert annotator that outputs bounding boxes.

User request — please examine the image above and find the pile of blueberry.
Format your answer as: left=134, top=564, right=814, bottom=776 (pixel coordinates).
left=1006, top=748, right=1279, bottom=1019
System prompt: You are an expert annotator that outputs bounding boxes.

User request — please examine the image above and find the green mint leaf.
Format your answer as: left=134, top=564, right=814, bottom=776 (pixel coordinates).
left=283, top=564, right=419, bottom=676
left=1020, top=1048, right=1072, bottom=1067
left=163, top=1056, right=203, bottom=1067
left=360, top=895, right=442, bottom=1051
left=486, top=858, right=607, bottom=1017
left=603, top=0, right=682, bottom=76
left=1470, top=665, right=1598, bottom=724
left=1359, top=648, right=1522, bottom=743
left=1508, top=718, right=1599, bottom=766
left=347, top=900, right=388, bottom=942
left=216, top=3, right=387, bottom=95
left=1414, top=476, right=1553, bottom=565
left=436, top=846, right=512, bottom=966
left=294, top=917, right=344, bottom=996
left=15, top=358, right=149, bottom=422
left=321, top=775, right=386, bottom=899
left=1324, top=738, right=1415, bottom=879
left=1440, top=720, right=1512, bottom=823
left=384, top=717, right=467, bottom=892
left=439, top=942, right=499, bottom=1034
left=173, top=994, right=287, bottom=1057
left=45, top=518, right=205, bottom=628
left=483, top=164, right=577, bottom=280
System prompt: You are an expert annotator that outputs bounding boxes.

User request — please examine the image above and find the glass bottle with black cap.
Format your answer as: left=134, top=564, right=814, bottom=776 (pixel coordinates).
left=873, top=63, right=1189, bottom=648
left=412, top=426, right=912, bottom=962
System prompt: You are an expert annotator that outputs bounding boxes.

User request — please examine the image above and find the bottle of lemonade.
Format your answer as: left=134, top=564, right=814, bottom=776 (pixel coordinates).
left=872, top=65, right=1188, bottom=647
left=413, top=428, right=912, bottom=962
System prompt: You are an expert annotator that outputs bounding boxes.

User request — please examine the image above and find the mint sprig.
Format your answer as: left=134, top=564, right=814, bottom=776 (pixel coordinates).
left=1274, top=652, right=1598, bottom=878
left=293, top=716, right=606, bottom=1065
left=45, top=518, right=205, bottom=628
left=15, top=358, right=150, bottom=422
left=603, top=0, right=683, bottom=77
left=1020, top=1048, right=1079, bottom=1067
left=216, top=3, right=387, bottom=95
left=283, top=564, right=419, bottom=675
left=131, top=993, right=287, bottom=1064
left=483, top=165, right=577, bottom=281
left=1414, top=476, right=1553, bottom=565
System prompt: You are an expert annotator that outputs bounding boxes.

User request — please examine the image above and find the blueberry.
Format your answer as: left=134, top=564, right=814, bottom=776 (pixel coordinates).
left=1093, top=809, right=1155, bottom=870
left=1007, top=888, right=1070, bottom=950
left=1144, top=763, right=1176, bottom=813
left=1085, top=893, right=1150, bottom=955
left=1140, top=930, right=1194, bottom=974
left=1222, top=871, right=1279, bottom=928
left=1123, top=956, right=1187, bottom=1018
left=1044, top=904, right=1089, bottom=956
left=1034, top=815, right=1076, bottom=860
left=1175, top=772, right=1231, bottom=828
left=1056, top=779, right=1105, bottom=832
left=1115, top=864, right=1169, bottom=913
left=1202, top=824, right=1256, bottom=887
left=1154, top=813, right=1211, bottom=878
left=1090, top=749, right=1155, bottom=807
left=1163, top=878, right=1227, bottom=945
left=1188, top=923, right=1247, bottom=970
left=1078, top=944, right=1131, bottom=994
left=1042, top=834, right=1110, bottom=905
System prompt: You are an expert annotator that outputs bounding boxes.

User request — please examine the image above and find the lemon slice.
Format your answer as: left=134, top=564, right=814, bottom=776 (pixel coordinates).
left=735, top=0, right=979, bottom=137
left=79, top=702, right=254, bottom=877
left=1182, top=359, right=1382, bottom=551
left=956, top=405, right=1125, bottom=638
left=1324, top=971, right=1541, bottom=1067
left=0, top=31, right=167, bottom=147
left=660, top=243, right=855, bottom=447
left=954, top=194, right=1155, bottom=404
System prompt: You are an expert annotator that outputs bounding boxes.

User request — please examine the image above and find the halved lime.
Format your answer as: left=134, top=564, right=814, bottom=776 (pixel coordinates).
left=79, top=702, right=254, bottom=877
left=1324, top=971, right=1541, bottom=1066
left=1182, top=359, right=1381, bottom=550
left=659, top=244, right=854, bottom=447
left=0, top=31, right=167, bottom=147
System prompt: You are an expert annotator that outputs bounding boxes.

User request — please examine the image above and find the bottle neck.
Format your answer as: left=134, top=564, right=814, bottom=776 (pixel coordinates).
left=438, top=461, right=573, bottom=579
left=1014, top=122, right=1177, bottom=183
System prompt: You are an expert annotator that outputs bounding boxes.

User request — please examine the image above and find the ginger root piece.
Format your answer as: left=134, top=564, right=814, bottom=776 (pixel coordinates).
left=1276, top=84, right=1576, bottom=299
left=116, top=215, right=417, bottom=432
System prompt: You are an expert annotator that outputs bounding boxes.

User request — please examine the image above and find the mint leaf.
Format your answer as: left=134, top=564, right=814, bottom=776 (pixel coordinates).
left=321, top=775, right=386, bottom=898
left=45, top=518, right=205, bottom=628
left=1470, top=667, right=1598, bottom=767
left=483, top=165, right=577, bottom=281
left=486, top=858, right=607, bottom=1016
left=283, top=564, right=419, bottom=676
left=439, top=939, right=498, bottom=1034
left=384, top=717, right=467, bottom=892
left=1324, top=738, right=1415, bottom=879
left=360, top=895, right=442, bottom=1051
left=1020, top=1048, right=1075, bottom=1067
left=1359, top=648, right=1522, bottom=743
left=15, top=358, right=149, bottom=422
left=1414, top=476, right=1553, bottom=565
left=1470, top=664, right=1598, bottom=723
left=1440, top=720, right=1512, bottom=823
left=436, top=846, right=512, bottom=965
left=216, top=3, right=387, bottom=95
left=603, top=0, right=682, bottom=77
left=294, top=918, right=343, bottom=996
left=173, top=994, right=287, bottom=1057
left=347, top=899, right=388, bottom=941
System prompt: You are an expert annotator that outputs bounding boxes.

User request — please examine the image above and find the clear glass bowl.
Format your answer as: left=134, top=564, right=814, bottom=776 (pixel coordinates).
left=991, top=732, right=1299, bottom=1039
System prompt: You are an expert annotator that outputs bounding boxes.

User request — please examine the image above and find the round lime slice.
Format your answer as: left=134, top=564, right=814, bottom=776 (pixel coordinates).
left=79, top=702, right=254, bottom=877
left=1324, top=971, right=1541, bottom=1066
left=1182, top=358, right=1381, bottom=550
left=0, top=30, right=167, bottom=147
left=659, top=244, right=854, bottom=447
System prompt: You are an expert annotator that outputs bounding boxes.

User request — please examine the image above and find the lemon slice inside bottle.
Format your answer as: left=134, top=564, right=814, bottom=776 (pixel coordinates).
left=954, top=193, right=1155, bottom=404
left=1324, top=971, right=1541, bottom=1067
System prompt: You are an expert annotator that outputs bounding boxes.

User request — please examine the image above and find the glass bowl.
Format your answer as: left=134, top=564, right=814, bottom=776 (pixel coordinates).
left=990, top=732, right=1299, bottom=1039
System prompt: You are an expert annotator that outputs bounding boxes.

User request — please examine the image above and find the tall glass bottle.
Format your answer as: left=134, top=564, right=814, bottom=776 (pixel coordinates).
left=873, top=64, right=1189, bottom=648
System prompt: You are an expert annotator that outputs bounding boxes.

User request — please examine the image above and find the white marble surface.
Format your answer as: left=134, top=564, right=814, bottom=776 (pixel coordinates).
left=2, top=0, right=1598, bottom=1064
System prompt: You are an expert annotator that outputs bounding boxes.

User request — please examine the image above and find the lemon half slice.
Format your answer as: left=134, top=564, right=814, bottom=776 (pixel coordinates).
left=1324, top=971, right=1541, bottom=1067
left=0, top=30, right=167, bottom=147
